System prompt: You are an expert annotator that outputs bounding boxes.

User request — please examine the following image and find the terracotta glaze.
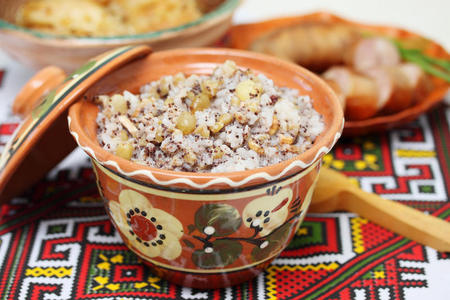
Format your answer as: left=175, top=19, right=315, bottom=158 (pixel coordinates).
left=228, top=12, right=450, bottom=136
left=0, top=45, right=152, bottom=203
left=12, top=66, right=67, bottom=117
left=68, top=48, right=343, bottom=288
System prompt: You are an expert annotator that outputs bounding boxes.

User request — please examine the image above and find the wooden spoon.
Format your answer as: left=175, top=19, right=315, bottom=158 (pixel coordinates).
left=311, top=167, right=450, bottom=252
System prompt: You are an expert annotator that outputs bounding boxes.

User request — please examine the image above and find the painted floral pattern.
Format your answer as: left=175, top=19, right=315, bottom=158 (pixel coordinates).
left=106, top=184, right=312, bottom=270
left=242, top=186, right=293, bottom=236
left=183, top=186, right=303, bottom=269
left=108, top=189, right=184, bottom=260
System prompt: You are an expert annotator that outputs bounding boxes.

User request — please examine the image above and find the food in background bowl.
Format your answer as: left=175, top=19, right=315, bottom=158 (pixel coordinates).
left=250, top=23, right=438, bottom=121
left=95, top=61, right=324, bottom=172
left=0, top=0, right=239, bottom=70
left=16, top=0, right=205, bottom=37
left=67, top=48, right=343, bottom=288
left=229, top=13, right=450, bottom=134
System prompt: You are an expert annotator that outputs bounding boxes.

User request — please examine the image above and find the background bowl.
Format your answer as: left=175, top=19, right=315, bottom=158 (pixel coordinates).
left=68, top=48, right=343, bottom=288
left=228, top=12, right=450, bottom=135
left=0, top=0, right=239, bottom=71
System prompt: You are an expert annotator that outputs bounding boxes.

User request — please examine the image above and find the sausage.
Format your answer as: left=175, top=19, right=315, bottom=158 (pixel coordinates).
left=398, top=63, right=432, bottom=104
left=364, top=65, right=414, bottom=114
left=344, top=37, right=401, bottom=72
left=250, top=23, right=361, bottom=72
left=322, top=67, right=379, bottom=120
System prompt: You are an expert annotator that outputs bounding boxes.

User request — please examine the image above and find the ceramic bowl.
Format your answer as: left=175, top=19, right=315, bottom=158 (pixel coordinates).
left=0, top=0, right=239, bottom=71
left=228, top=12, right=450, bottom=136
left=67, top=48, right=343, bottom=288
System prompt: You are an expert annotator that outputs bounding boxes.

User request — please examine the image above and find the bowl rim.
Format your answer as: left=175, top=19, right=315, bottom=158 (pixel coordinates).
left=0, top=0, right=239, bottom=41
left=68, top=47, right=344, bottom=188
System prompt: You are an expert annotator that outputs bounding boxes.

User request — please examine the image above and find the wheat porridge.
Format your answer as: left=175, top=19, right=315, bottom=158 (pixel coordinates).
left=95, top=60, right=324, bottom=172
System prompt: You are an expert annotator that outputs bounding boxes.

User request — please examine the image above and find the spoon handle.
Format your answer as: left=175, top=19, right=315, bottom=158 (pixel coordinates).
left=339, top=188, right=450, bottom=252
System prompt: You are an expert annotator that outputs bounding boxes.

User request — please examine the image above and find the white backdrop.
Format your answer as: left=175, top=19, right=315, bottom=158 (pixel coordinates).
left=233, top=0, right=450, bottom=50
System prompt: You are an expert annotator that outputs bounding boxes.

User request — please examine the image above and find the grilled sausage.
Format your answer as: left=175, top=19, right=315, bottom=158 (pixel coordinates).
left=250, top=23, right=361, bottom=72
left=398, top=63, right=432, bottom=104
left=344, top=37, right=401, bottom=72
left=364, top=66, right=414, bottom=113
left=323, top=67, right=379, bottom=120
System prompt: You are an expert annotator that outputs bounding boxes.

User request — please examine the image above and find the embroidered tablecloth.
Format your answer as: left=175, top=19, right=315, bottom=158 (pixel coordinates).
left=0, top=49, right=449, bottom=299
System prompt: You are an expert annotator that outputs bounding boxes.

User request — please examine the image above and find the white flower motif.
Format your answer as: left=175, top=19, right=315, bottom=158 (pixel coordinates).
left=242, top=187, right=293, bottom=236
left=108, top=189, right=184, bottom=260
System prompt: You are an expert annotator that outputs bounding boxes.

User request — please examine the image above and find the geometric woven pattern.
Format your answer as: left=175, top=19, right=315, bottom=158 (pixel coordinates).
left=1, top=105, right=449, bottom=299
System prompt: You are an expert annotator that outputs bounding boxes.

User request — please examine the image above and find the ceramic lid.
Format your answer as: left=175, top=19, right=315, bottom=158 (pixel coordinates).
left=0, top=45, right=152, bottom=203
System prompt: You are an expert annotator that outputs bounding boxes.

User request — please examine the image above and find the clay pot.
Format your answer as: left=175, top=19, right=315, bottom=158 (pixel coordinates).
left=67, top=48, right=343, bottom=288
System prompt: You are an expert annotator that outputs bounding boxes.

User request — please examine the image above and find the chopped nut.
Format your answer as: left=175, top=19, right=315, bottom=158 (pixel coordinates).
left=111, top=94, right=127, bottom=114
left=210, top=123, right=223, bottom=133
left=164, top=97, right=174, bottom=106
left=173, top=73, right=186, bottom=85
left=246, top=100, right=261, bottom=113
left=186, top=91, right=197, bottom=100
left=256, top=134, right=270, bottom=142
left=219, top=113, right=233, bottom=125
left=210, top=113, right=233, bottom=133
left=158, top=78, right=170, bottom=97
left=155, top=134, right=164, bottom=143
left=279, top=134, right=294, bottom=145
left=269, top=116, right=279, bottom=135
left=287, top=145, right=303, bottom=153
left=154, top=127, right=164, bottom=143
left=184, top=151, right=197, bottom=165
left=212, top=147, right=224, bottom=159
left=176, top=111, right=196, bottom=135
left=248, top=139, right=264, bottom=155
left=118, top=115, right=138, bottom=137
left=202, top=79, right=220, bottom=97
left=139, top=139, right=148, bottom=146
left=132, top=102, right=149, bottom=118
left=222, top=60, right=237, bottom=77
left=131, top=109, right=140, bottom=118
left=236, top=79, right=262, bottom=102
left=116, top=143, right=134, bottom=160
left=194, top=125, right=210, bottom=138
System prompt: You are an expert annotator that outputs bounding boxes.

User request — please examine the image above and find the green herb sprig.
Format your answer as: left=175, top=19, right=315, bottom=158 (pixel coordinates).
left=395, top=42, right=450, bottom=82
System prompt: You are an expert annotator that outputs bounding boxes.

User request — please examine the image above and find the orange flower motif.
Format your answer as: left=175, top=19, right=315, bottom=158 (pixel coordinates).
left=108, top=189, right=183, bottom=260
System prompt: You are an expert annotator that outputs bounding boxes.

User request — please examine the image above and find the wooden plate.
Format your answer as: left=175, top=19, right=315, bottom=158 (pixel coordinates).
left=228, top=12, right=450, bottom=136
